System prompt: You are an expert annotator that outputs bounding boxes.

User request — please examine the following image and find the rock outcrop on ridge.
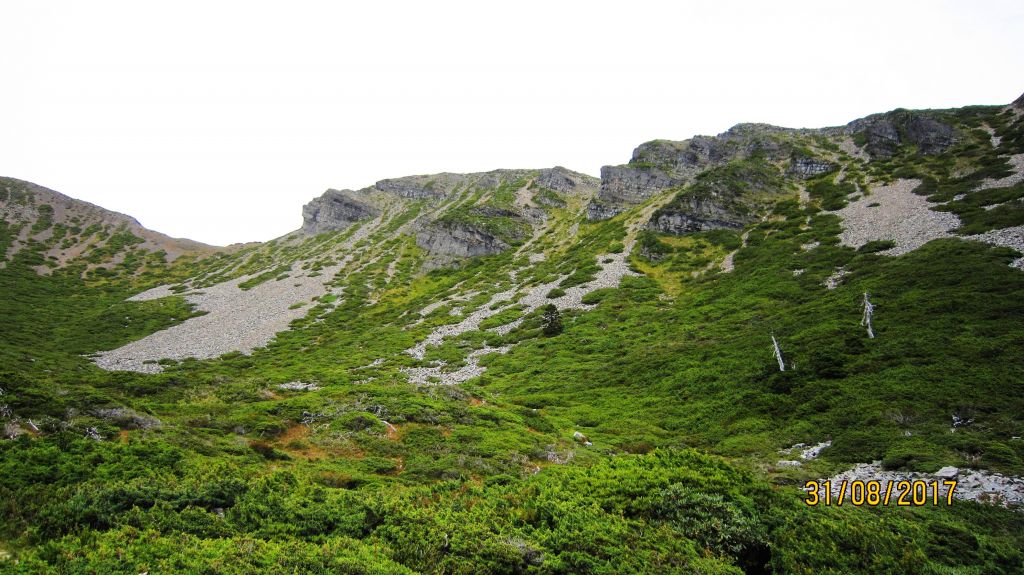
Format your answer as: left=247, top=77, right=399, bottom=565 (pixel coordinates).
left=298, top=168, right=598, bottom=258
left=300, top=189, right=380, bottom=235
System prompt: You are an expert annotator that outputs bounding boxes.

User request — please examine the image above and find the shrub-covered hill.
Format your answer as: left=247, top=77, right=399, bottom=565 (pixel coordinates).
left=2, top=95, right=1024, bottom=573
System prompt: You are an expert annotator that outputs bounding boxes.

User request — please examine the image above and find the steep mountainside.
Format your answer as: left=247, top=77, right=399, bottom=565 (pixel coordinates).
left=0, top=177, right=217, bottom=275
left=2, top=95, right=1024, bottom=573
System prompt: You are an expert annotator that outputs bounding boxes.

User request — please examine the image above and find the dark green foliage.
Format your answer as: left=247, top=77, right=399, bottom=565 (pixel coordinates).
left=857, top=240, right=896, bottom=253
left=807, top=177, right=856, bottom=210
left=540, top=304, right=563, bottom=336
left=931, top=182, right=1024, bottom=235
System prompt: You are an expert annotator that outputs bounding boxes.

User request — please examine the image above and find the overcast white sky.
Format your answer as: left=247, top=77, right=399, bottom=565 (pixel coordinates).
left=2, top=1, right=1022, bottom=245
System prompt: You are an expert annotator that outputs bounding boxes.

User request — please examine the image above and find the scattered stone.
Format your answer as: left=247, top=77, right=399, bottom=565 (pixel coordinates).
left=92, top=407, right=162, bottom=430
left=968, top=225, right=1024, bottom=269
left=975, top=153, right=1024, bottom=191
left=819, top=461, right=1024, bottom=507
left=573, top=431, right=593, bottom=446
left=824, top=267, right=847, bottom=290
left=402, top=346, right=511, bottom=386
left=3, top=421, right=24, bottom=439
left=980, top=124, right=1002, bottom=148
left=543, top=445, right=574, bottom=464
left=720, top=250, right=737, bottom=273
left=278, top=381, right=321, bottom=392
left=777, top=460, right=802, bottom=467
left=935, top=466, right=959, bottom=479
left=801, top=441, right=832, bottom=460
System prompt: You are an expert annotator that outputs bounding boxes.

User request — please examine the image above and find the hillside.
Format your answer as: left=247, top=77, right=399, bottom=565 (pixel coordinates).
left=2, top=95, right=1024, bottom=573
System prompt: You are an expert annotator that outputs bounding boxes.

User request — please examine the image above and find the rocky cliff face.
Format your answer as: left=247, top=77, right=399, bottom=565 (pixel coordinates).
left=647, top=158, right=783, bottom=235
left=535, top=166, right=598, bottom=196
left=845, top=110, right=959, bottom=158
left=648, top=195, right=750, bottom=234
left=586, top=165, right=679, bottom=220
left=415, top=220, right=511, bottom=258
left=300, top=189, right=379, bottom=234
left=586, top=125, right=799, bottom=221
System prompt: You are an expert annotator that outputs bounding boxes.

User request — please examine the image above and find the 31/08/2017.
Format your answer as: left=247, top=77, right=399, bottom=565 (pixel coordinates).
left=804, top=480, right=957, bottom=506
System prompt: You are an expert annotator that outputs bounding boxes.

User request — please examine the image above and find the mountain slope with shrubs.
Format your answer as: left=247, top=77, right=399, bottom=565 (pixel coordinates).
left=2, top=94, right=1024, bottom=573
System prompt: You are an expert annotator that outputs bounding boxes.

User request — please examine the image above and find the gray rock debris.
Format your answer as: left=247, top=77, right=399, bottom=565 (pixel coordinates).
left=824, top=267, right=847, bottom=290
left=968, top=225, right=1024, bottom=269
left=278, top=381, right=321, bottom=391
left=819, top=461, right=1024, bottom=507
left=402, top=346, right=511, bottom=387
left=92, top=407, right=162, bottom=430
left=776, top=440, right=831, bottom=466
left=93, top=214, right=387, bottom=373
left=404, top=246, right=639, bottom=386
left=801, top=440, right=831, bottom=460
left=832, top=179, right=959, bottom=256
left=976, top=153, right=1024, bottom=191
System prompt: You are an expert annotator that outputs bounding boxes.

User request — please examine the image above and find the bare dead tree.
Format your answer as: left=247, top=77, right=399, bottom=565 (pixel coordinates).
left=771, top=333, right=786, bottom=372
left=861, top=292, right=875, bottom=339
